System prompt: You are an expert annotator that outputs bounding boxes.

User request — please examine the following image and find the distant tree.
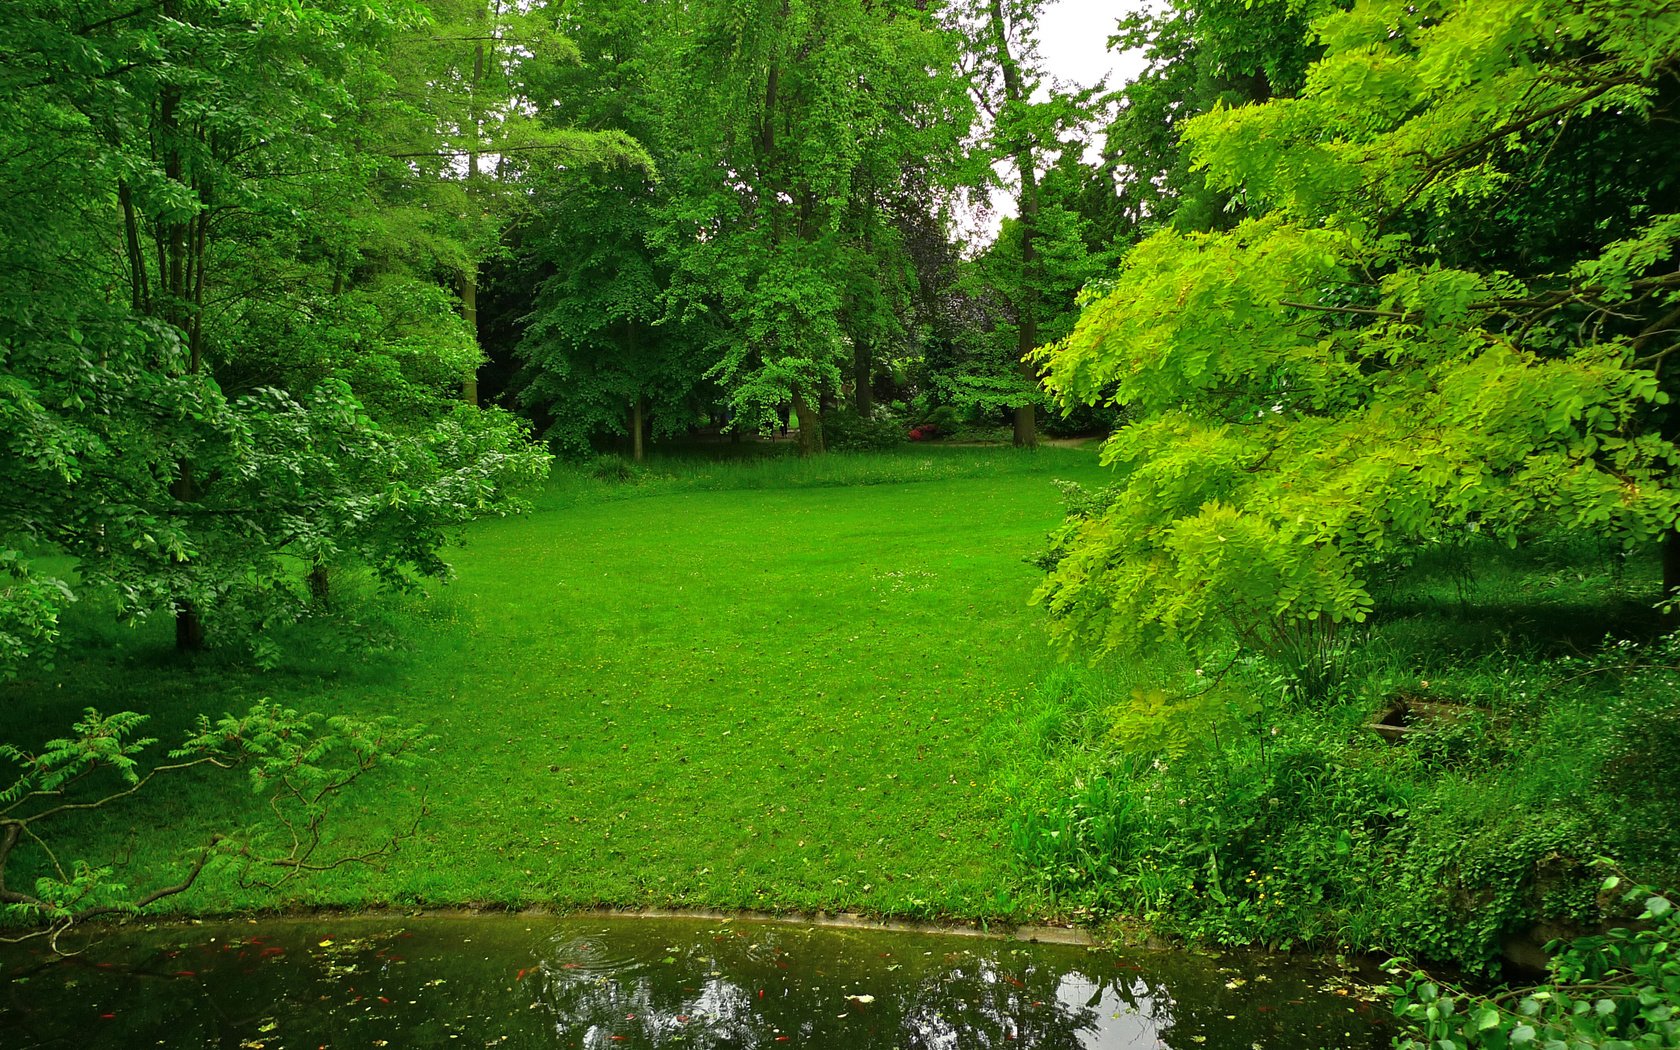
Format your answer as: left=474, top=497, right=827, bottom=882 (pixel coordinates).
left=1037, top=0, right=1680, bottom=662
left=510, top=0, right=712, bottom=460
left=649, top=0, right=974, bottom=456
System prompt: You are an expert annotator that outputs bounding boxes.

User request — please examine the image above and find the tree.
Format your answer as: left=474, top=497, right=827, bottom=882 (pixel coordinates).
left=509, top=0, right=713, bottom=460
left=647, top=0, right=973, bottom=456
left=949, top=0, right=1109, bottom=447
left=1035, top=0, right=1680, bottom=663
left=0, top=0, right=551, bottom=659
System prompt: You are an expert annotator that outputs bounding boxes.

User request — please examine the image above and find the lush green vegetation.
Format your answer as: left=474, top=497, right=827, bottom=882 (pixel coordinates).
left=1001, top=529, right=1678, bottom=966
left=5, top=0, right=1680, bottom=1044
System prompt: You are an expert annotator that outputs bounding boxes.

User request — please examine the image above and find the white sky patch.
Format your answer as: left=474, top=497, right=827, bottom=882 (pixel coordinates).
left=1035, top=0, right=1150, bottom=97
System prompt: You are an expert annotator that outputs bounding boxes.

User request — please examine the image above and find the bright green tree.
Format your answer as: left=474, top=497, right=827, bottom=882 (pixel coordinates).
left=1037, top=0, right=1680, bottom=663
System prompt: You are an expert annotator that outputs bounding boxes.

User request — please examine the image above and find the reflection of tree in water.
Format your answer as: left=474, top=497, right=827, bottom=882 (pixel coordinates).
left=522, top=929, right=1186, bottom=1049
left=896, top=950, right=1174, bottom=1049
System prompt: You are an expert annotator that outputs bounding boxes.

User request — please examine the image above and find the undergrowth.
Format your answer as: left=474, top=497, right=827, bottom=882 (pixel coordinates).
left=994, top=534, right=1679, bottom=975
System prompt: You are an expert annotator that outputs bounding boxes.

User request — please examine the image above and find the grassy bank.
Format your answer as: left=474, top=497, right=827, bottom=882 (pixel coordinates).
left=0, top=446, right=1110, bottom=921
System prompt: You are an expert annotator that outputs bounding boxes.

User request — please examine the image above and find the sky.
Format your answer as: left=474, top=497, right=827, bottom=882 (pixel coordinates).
left=1034, top=0, right=1151, bottom=96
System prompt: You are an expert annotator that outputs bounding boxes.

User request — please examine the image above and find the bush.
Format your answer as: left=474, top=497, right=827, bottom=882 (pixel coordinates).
left=583, top=454, right=648, bottom=483
left=822, top=409, right=905, bottom=452
left=1388, top=876, right=1680, bottom=1049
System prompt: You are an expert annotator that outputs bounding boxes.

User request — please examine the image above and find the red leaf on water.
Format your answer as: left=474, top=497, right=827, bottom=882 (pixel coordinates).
left=95, top=962, right=115, bottom=969
left=561, top=963, right=579, bottom=969
left=516, top=967, right=533, bottom=982
left=626, top=1014, right=635, bottom=1020
left=173, top=970, right=197, bottom=978
left=776, top=1038, right=790, bottom=1043
left=610, top=1037, right=627, bottom=1042
left=260, top=947, right=285, bottom=957
left=758, top=989, right=764, bottom=999
left=676, top=1015, right=691, bottom=1023
left=1003, top=976, right=1025, bottom=989
left=100, top=1013, right=115, bottom=1020
left=1257, top=1005, right=1276, bottom=1013
left=378, top=996, right=391, bottom=1004
left=387, top=954, right=405, bottom=962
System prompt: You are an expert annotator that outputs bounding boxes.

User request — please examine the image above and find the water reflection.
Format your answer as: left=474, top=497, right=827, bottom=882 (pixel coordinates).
left=0, top=915, right=1388, bottom=1048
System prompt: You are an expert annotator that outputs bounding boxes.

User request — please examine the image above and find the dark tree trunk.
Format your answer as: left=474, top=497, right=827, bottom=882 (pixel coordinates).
left=631, top=396, right=645, bottom=463
left=309, top=560, right=330, bottom=605
left=854, top=339, right=874, bottom=417
left=1665, top=527, right=1680, bottom=626
left=175, top=602, right=204, bottom=651
left=461, top=265, right=480, bottom=407
left=793, top=387, right=824, bottom=457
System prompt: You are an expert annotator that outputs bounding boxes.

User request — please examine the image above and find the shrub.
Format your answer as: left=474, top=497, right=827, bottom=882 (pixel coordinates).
left=823, top=409, right=905, bottom=452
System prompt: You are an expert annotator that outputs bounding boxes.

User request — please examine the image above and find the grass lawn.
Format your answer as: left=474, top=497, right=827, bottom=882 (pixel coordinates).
left=0, top=446, right=1113, bottom=921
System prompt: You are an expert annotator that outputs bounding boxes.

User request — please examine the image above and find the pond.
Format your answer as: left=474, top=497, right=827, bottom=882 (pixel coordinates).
left=0, top=913, right=1394, bottom=1048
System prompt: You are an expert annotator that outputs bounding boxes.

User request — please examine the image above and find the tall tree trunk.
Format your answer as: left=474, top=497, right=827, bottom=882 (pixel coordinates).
left=171, top=464, right=203, bottom=649
left=630, top=396, right=645, bottom=463
left=988, top=0, right=1040, bottom=449
left=854, top=338, right=874, bottom=417
left=157, top=38, right=210, bottom=649
left=309, top=558, right=330, bottom=605
left=1665, top=528, right=1680, bottom=627
left=793, top=387, right=824, bottom=457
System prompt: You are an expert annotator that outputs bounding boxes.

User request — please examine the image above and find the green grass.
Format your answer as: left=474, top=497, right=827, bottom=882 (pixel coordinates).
left=0, top=445, right=1112, bottom=921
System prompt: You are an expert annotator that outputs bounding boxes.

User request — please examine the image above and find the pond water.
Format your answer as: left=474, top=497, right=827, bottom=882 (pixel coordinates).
left=0, top=914, right=1393, bottom=1048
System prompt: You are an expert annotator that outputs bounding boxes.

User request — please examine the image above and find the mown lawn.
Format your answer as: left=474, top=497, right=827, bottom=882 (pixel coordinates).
left=0, top=446, right=1111, bottom=920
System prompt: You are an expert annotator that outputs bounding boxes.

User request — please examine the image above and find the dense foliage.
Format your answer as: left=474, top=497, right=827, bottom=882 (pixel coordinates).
left=1038, top=0, right=1680, bottom=663
left=0, top=0, right=558, bottom=661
